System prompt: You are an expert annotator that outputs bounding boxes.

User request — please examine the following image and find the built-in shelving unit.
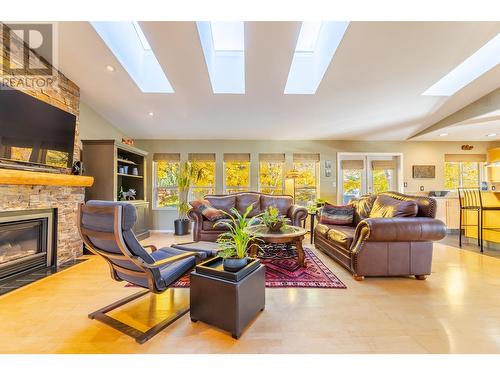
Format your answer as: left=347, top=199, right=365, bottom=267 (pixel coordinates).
left=81, top=140, right=150, bottom=239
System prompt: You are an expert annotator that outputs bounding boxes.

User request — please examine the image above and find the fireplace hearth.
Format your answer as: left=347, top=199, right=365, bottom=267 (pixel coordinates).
left=0, top=209, right=55, bottom=281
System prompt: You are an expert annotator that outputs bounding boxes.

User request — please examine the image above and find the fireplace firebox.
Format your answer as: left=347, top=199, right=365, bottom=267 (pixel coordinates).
left=0, top=209, right=55, bottom=280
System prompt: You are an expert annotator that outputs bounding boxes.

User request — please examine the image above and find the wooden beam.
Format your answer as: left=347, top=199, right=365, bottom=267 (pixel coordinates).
left=0, top=168, right=94, bottom=187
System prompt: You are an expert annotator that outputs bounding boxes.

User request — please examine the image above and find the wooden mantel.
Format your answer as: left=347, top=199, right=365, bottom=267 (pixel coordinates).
left=0, top=168, right=94, bottom=187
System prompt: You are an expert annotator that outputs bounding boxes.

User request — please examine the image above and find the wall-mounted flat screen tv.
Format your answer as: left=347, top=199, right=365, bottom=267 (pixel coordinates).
left=0, top=88, right=76, bottom=169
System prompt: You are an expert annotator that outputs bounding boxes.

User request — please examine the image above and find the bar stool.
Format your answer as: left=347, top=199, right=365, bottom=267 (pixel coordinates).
left=478, top=190, right=500, bottom=252
left=458, top=188, right=500, bottom=252
left=457, top=188, right=481, bottom=250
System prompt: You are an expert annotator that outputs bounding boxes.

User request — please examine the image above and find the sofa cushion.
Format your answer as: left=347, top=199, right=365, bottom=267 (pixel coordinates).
left=326, top=225, right=356, bottom=250
left=369, top=195, right=418, bottom=218
left=260, top=194, right=293, bottom=216
left=206, top=195, right=236, bottom=213
left=190, top=199, right=226, bottom=221
left=319, top=204, right=354, bottom=225
left=236, top=193, right=261, bottom=217
left=315, top=223, right=333, bottom=238
left=349, top=194, right=376, bottom=225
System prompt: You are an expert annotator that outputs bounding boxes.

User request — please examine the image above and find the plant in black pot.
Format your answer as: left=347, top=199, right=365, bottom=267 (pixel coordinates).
left=261, top=206, right=288, bottom=232
left=174, top=162, right=205, bottom=235
left=216, top=205, right=262, bottom=272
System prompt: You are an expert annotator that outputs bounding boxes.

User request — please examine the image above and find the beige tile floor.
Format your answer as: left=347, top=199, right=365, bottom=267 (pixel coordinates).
left=1, top=233, right=500, bottom=354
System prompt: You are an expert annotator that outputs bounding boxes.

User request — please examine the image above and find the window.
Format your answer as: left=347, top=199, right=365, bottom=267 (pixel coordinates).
left=153, top=153, right=180, bottom=208
left=224, top=153, right=250, bottom=193
left=293, top=153, right=320, bottom=206
left=259, top=154, right=285, bottom=195
left=444, top=162, right=481, bottom=189
left=188, top=153, right=216, bottom=200
left=341, top=159, right=364, bottom=204
left=371, top=159, right=397, bottom=194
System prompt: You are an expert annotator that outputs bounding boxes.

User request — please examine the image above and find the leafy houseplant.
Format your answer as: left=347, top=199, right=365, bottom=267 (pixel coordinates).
left=174, top=162, right=205, bottom=235
left=216, top=204, right=262, bottom=272
left=261, top=206, right=288, bottom=232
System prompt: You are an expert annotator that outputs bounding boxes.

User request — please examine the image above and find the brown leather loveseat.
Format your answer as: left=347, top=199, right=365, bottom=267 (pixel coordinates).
left=314, top=192, right=447, bottom=280
left=188, top=192, right=308, bottom=242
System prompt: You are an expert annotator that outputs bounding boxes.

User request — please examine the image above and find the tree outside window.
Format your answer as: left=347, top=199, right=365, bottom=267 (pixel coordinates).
left=225, top=161, right=250, bottom=193
left=293, top=161, right=318, bottom=206
left=259, top=161, right=284, bottom=194
left=444, top=162, right=480, bottom=189
left=189, top=160, right=215, bottom=199
left=154, top=160, right=179, bottom=208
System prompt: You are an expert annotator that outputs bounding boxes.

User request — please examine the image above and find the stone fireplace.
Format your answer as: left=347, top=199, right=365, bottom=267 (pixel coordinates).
left=0, top=184, right=86, bottom=269
left=0, top=209, right=55, bottom=280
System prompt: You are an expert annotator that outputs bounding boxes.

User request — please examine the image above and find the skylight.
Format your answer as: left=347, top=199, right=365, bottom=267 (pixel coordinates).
left=132, top=21, right=152, bottom=50
left=210, top=22, right=244, bottom=51
left=284, top=21, right=349, bottom=95
left=422, top=33, right=500, bottom=96
left=295, top=22, right=322, bottom=52
left=91, top=21, right=174, bottom=93
left=197, top=21, right=245, bottom=94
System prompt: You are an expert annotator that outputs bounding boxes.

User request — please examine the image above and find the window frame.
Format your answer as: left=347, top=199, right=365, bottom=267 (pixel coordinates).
left=152, top=160, right=180, bottom=210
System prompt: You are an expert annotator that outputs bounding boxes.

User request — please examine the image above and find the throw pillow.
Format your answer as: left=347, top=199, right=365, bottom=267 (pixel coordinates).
left=319, top=204, right=354, bottom=225
left=190, top=199, right=227, bottom=221
left=369, top=195, right=418, bottom=218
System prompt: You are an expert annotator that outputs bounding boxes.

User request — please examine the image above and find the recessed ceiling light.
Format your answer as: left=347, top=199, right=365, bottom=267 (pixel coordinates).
left=486, top=133, right=498, bottom=137
left=439, top=133, right=449, bottom=137
left=422, top=33, right=500, bottom=96
left=148, top=111, right=154, bottom=116
left=105, top=65, right=115, bottom=72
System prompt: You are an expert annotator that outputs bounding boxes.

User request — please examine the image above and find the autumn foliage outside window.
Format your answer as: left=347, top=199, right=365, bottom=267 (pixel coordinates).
left=293, top=161, right=318, bottom=206
left=259, top=161, right=284, bottom=194
left=225, top=161, right=250, bottom=193
left=154, top=160, right=180, bottom=208
left=444, top=162, right=480, bottom=189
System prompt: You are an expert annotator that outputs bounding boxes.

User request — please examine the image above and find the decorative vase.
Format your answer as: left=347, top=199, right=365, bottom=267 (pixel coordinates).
left=123, top=166, right=129, bottom=174
left=268, top=222, right=283, bottom=232
left=223, top=257, right=248, bottom=272
left=174, top=219, right=190, bottom=235
left=132, top=167, right=139, bottom=176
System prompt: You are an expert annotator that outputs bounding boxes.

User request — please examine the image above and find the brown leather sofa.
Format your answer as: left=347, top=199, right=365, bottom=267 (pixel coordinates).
left=314, top=192, right=447, bottom=281
left=188, top=192, right=308, bottom=242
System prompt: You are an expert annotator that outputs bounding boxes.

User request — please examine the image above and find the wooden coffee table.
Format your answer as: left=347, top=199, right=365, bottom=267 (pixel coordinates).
left=246, top=225, right=308, bottom=267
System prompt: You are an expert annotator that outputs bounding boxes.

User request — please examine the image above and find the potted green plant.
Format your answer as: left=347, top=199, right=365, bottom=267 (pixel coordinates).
left=174, top=161, right=205, bottom=235
left=261, top=206, right=288, bottom=232
left=216, top=204, right=262, bottom=272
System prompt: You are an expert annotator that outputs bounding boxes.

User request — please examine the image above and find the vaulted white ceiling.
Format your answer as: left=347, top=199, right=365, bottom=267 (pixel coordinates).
left=55, top=21, right=500, bottom=140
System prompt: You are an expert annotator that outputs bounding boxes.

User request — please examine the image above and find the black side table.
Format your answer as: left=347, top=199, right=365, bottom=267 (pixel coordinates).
left=190, top=263, right=265, bottom=339
left=303, top=212, right=317, bottom=244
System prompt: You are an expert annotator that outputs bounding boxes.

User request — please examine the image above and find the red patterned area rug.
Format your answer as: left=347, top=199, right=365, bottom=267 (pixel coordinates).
left=160, top=248, right=346, bottom=289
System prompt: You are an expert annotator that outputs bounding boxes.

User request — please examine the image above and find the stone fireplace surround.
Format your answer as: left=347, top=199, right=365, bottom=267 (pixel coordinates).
left=0, top=184, right=85, bottom=265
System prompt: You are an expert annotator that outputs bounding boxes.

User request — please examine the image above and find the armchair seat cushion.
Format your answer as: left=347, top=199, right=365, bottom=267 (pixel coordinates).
left=326, top=225, right=356, bottom=250
left=153, top=247, right=196, bottom=289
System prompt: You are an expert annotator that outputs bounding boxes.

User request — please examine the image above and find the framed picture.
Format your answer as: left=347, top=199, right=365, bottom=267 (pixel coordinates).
left=324, top=160, right=332, bottom=169
left=325, top=168, right=332, bottom=178
left=412, top=165, right=435, bottom=179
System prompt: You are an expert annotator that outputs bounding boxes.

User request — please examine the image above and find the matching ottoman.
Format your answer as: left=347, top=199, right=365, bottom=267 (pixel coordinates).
left=190, top=260, right=265, bottom=339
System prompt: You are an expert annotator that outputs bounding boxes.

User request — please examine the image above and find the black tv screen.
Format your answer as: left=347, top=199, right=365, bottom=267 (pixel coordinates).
left=0, top=88, right=76, bottom=169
